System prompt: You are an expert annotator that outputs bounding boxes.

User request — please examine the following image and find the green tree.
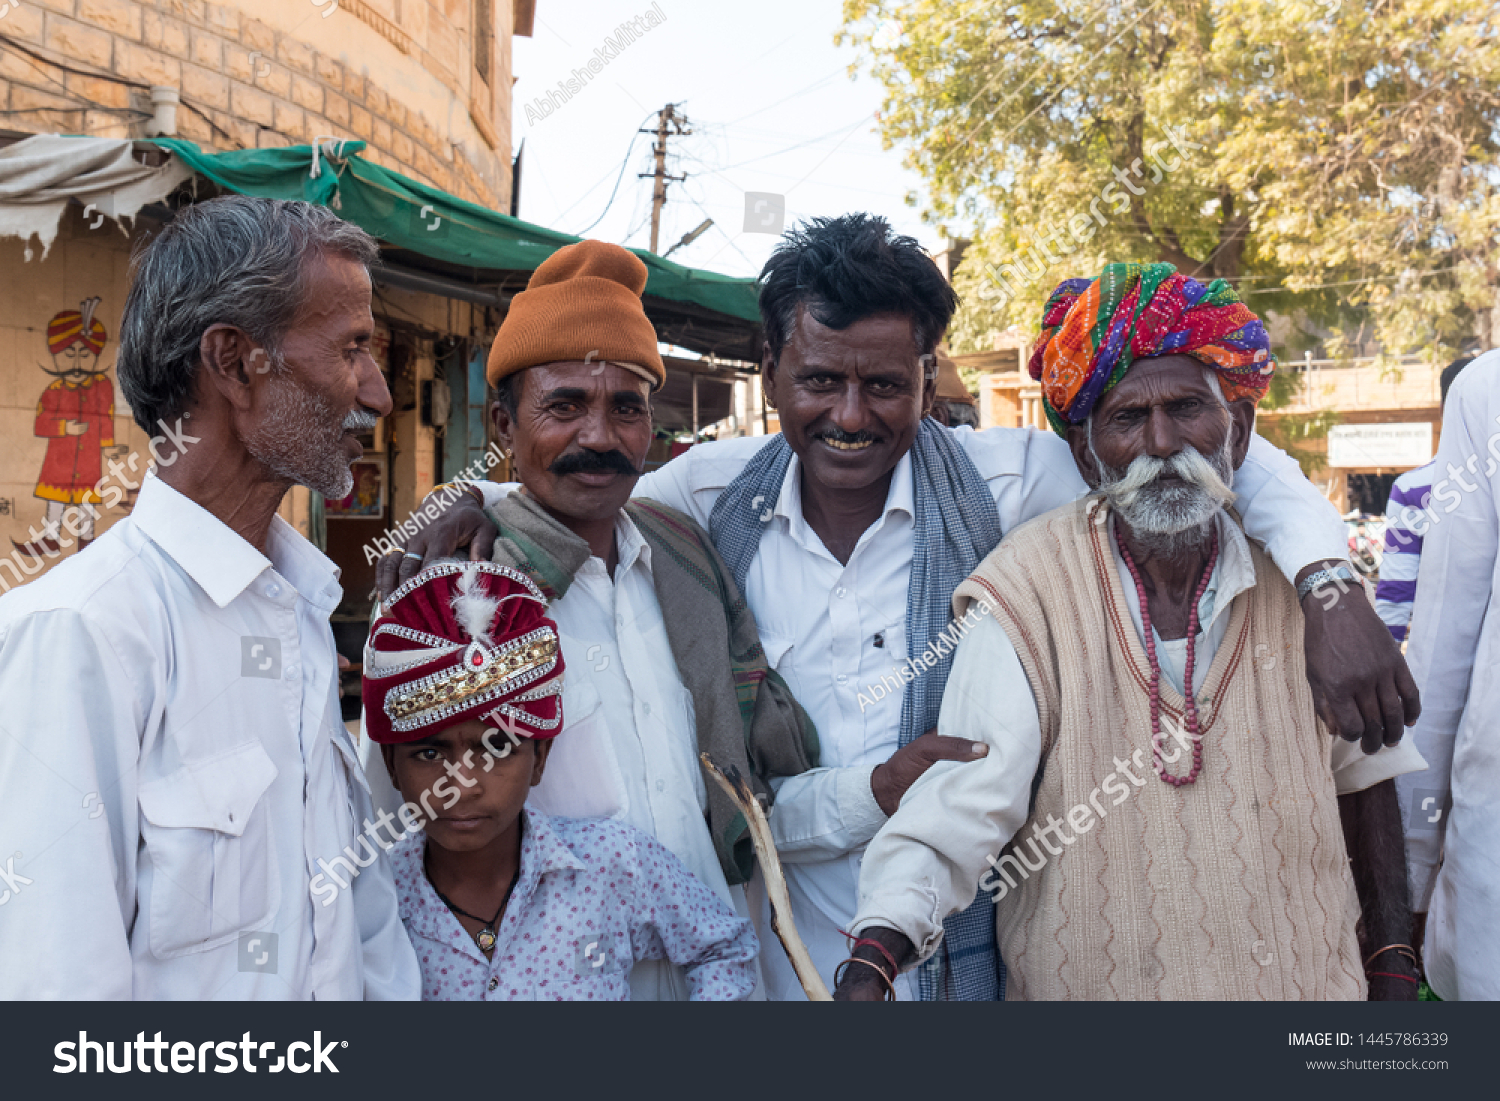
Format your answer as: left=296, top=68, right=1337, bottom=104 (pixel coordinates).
left=841, top=0, right=1500, bottom=360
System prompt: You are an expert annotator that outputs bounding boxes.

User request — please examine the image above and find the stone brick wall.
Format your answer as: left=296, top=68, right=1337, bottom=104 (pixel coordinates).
left=0, top=0, right=516, bottom=209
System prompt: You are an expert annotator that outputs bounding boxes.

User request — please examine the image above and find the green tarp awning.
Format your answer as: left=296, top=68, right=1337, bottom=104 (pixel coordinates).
left=148, top=139, right=760, bottom=326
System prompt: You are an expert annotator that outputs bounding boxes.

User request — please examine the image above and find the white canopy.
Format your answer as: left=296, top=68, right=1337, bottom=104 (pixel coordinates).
left=0, top=134, right=191, bottom=259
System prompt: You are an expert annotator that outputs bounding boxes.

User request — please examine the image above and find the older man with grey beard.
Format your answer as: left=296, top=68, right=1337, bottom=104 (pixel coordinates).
left=0, top=195, right=419, bottom=999
left=836, top=265, right=1426, bottom=1002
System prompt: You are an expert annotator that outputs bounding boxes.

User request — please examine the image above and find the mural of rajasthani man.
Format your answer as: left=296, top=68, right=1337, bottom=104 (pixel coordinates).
left=13, top=297, right=124, bottom=557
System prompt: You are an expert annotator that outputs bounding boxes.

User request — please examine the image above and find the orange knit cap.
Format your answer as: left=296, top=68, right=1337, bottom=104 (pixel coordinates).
left=486, top=239, right=665, bottom=388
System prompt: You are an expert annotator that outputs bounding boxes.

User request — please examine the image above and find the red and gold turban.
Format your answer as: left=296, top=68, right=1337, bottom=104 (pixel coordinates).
left=48, top=310, right=107, bottom=356
left=362, top=562, right=564, bottom=745
left=1027, top=262, right=1275, bottom=435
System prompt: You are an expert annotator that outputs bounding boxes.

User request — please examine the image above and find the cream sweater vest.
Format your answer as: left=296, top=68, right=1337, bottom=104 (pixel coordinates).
left=954, top=499, right=1364, bottom=1001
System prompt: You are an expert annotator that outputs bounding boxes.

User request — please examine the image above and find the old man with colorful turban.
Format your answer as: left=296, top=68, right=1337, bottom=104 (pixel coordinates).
left=837, top=261, right=1428, bottom=1003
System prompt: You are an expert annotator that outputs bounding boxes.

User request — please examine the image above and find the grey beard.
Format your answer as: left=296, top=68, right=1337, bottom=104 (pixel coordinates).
left=1091, top=435, right=1237, bottom=555
left=245, top=375, right=375, bottom=500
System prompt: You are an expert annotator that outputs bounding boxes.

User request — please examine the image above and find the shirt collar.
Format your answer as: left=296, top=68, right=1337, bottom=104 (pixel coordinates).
left=613, top=508, right=651, bottom=576
left=1109, top=507, right=1256, bottom=638
left=131, top=473, right=342, bottom=611
left=776, top=448, right=916, bottom=552
left=396, top=808, right=589, bottom=961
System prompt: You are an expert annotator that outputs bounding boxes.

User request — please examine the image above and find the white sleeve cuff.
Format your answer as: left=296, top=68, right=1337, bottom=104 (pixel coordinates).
left=851, top=879, right=949, bottom=967
left=839, top=764, right=889, bottom=840
left=1331, top=737, right=1428, bottom=795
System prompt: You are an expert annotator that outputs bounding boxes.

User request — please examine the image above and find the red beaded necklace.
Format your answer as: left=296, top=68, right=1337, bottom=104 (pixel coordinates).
left=1115, top=519, right=1220, bottom=787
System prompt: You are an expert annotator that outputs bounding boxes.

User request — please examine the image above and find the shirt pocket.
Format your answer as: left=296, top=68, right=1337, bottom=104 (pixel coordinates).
left=527, top=682, right=629, bottom=821
left=760, top=632, right=794, bottom=672
left=137, top=741, right=280, bottom=960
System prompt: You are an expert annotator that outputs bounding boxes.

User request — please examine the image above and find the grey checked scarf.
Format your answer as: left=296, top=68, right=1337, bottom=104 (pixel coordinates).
left=709, top=418, right=1006, bottom=1001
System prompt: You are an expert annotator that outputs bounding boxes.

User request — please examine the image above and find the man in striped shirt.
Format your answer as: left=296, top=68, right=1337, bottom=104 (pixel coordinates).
left=1377, top=356, right=1475, bottom=641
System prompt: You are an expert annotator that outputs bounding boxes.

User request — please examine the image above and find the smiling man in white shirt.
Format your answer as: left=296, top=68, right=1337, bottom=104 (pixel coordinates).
left=394, top=216, right=1420, bottom=1001
left=0, top=196, right=419, bottom=999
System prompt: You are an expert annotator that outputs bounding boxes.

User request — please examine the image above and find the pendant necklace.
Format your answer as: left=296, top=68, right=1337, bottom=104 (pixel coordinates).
left=1115, top=518, right=1220, bottom=787
left=427, top=857, right=519, bottom=954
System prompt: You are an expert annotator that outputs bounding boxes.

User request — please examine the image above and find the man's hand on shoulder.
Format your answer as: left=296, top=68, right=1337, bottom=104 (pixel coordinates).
left=870, top=731, right=989, bottom=817
left=374, top=486, right=500, bottom=599
left=1298, top=560, right=1420, bottom=754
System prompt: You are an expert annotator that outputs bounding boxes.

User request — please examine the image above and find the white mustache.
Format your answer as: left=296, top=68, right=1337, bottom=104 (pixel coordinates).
left=1098, top=445, right=1235, bottom=516
left=342, top=408, right=379, bottom=434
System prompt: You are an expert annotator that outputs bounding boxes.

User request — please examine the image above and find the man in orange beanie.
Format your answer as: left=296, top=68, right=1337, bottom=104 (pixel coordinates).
left=375, top=239, right=817, bottom=1001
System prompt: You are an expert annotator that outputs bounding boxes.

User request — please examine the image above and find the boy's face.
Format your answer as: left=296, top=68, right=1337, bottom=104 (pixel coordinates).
left=382, top=719, right=552, bottom=854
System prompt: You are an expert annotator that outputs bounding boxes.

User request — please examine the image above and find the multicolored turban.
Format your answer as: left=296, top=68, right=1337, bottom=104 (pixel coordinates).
left=48, top=296, right=107, bottom=356
left=362, top=562, right=564, bottom=745
left=1027, top=262, right=1275, bottom=435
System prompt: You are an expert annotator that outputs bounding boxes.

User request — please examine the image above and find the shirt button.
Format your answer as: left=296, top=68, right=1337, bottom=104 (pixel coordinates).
left=487, top=977, right=498, bottom=992
left=642, top=702, right=651, bottom=716
left=656, top=779, right=665, bottom=793
left=265, top=584, right=281, bottom=598
left=836, top=673, right=849, bottom=684
left=835, top=586, right=847, bottom=598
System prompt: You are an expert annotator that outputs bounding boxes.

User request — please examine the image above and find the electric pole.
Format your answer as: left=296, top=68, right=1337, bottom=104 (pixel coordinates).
left=640, top=104, right=690, bottom=253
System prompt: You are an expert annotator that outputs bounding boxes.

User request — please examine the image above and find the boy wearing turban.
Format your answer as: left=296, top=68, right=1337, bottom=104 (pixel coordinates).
left=839, top=263, right=1427, bottom=1002
left=363, top=561, right=758, bottom=1000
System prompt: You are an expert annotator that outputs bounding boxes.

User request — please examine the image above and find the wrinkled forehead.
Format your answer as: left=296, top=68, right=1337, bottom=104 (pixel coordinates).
left=1096, top=354, right=1223, bottom=414
left=783, top=307, right=923, bottom=376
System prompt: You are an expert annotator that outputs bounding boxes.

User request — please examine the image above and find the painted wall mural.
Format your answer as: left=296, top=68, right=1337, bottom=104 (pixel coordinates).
left=12, top=297, right=127, bottom=557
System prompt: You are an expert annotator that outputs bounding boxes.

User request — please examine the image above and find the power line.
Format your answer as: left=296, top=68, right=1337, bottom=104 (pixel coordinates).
left=573, top=111, right=657, bottom=237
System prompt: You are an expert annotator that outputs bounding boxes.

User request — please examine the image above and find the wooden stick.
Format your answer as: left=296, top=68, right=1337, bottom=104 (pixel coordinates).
left=700, top=753, right=832, bottom=1001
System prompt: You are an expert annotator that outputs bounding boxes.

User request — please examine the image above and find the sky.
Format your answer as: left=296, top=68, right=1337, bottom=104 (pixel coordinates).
left=511, top=0, right=940, bottom=279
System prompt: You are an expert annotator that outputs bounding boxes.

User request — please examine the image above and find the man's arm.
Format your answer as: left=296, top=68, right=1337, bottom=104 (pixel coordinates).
left=836, top=612, right=1040, bottom=1000
left=1237, top=434, right=1421, bottom=752
left=0, top=610, right=139, bottom=998
left=1397, top=359, right=1500, bottom=920
left=348, top=781, right=421, bottom=1000
left=1338, top=780, right=1419, bottom=1001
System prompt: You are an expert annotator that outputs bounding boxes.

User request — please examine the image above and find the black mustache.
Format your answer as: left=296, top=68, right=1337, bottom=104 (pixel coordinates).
left=549, top=449, right=639, bottom=477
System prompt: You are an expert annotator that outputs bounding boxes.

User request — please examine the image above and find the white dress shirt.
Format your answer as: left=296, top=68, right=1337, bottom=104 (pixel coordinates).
left=0, top=473, right=419, bottom=999
left=851, top=511, right=1428, bottom=963
left=634, top=423, right=1351, bottom=999
left=365, top=500, right=756, bottom=1001
left=1398, top=349, right=1500, bottom=1000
